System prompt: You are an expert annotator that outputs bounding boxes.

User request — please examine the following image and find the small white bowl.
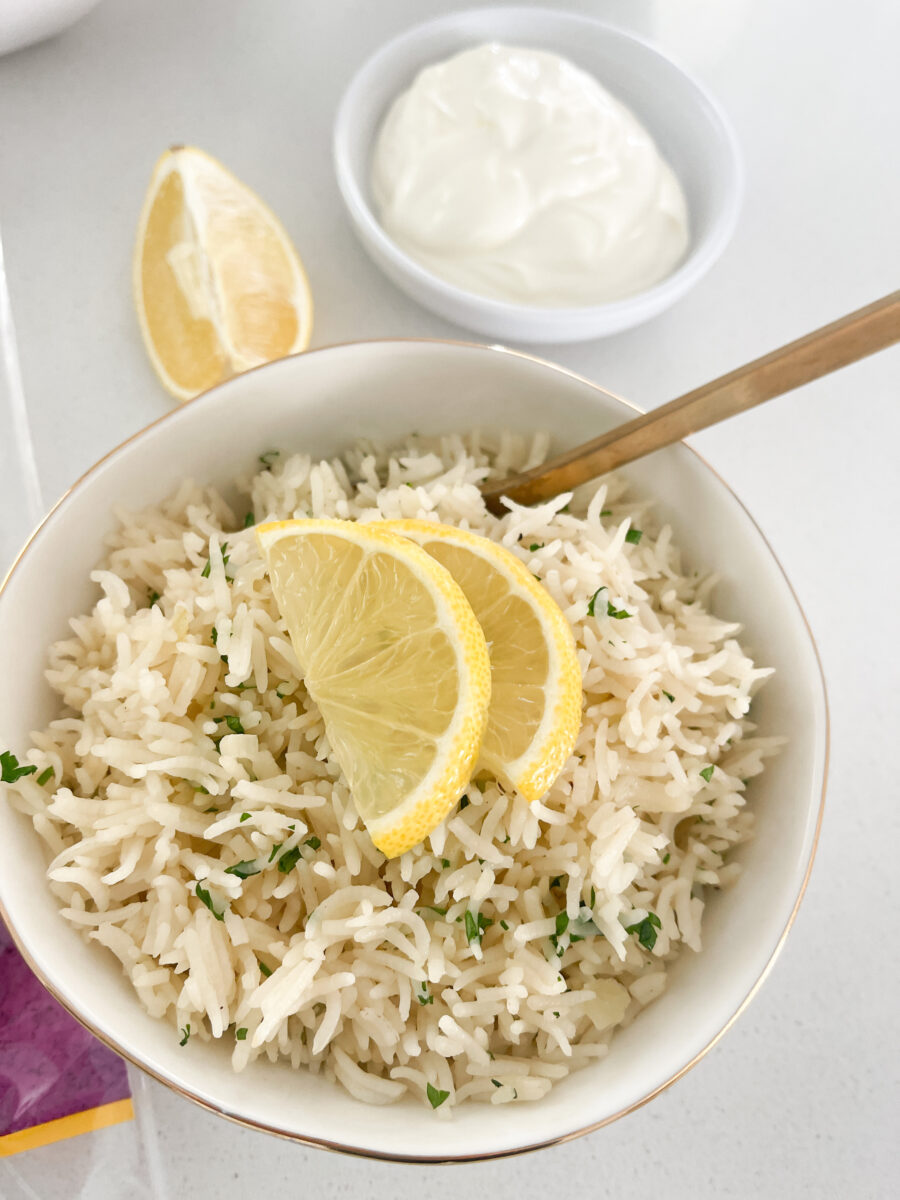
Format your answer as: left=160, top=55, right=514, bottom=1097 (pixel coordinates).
left=333, top=6, right=743, bottom=343
left=0, top=341, right=825, bottom=1161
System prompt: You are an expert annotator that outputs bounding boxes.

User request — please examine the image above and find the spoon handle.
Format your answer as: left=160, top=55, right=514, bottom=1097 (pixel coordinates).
left=482, top=289, right=900, bottom=513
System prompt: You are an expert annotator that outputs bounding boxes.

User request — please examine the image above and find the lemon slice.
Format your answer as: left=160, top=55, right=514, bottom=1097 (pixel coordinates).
left=134, top=146, right=313, bottom=402
left=382, top=520, right=582, bottom=802
left=256, top=519, right=491, bottom=857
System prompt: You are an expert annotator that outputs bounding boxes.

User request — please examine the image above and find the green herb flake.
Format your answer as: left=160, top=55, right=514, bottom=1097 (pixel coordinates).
left=268, top=842, right=283, bottom=863
left=555, top=911, right=570, bottom=937
left=590, top=885, right=596, bottom=909
left=259, top=450, right=280, bottom=470
left=1, top=751, right=37, bottom=784
left=464, top=910, right=492, bottom=946
left=224, top=714, right=245, bottom=735
left=36, top=766, right=55, bottom=787
left=416, top=981, right=433, bottom=1006
left=243, top=511, right=255, bottom=528
left=419, top=904, right=448, bottom=917
left=441, top=858, right=451, bottom=869
left=211, top=627, right=218, bottom=646
left=426, top=1083, right=450, bottom=1109
left=239, top=812, right=251, bottom=822
left=529, top=543, right=544, bottom=552
left=587, top=586, right=605, bottom=618
left=499, top=920, right=510, bottom=931
left=235, top=1027, right=248, bottom=1041
left=148, top=589, right=161, bottom=606
left=553, top=1011, right=560, bottom=1018
left=195, top=883, right=225, bottom=921
left=491, top=1078, right=502, bottom=1088
left=662, top=690, right=675, bottom=703
left=625, top=911, right=662, bottom=951
left=258, top=960, right=273, bottom=978
left=662, top=853, right=671, bottom=865
left=458, top=794, right=470, bottom=811
left=700, top=765, right=715, bottom=783
left=600, top=508, right=612, bottom=517
left=277, top=846, right=302, bottom=874
left=179, top=1024, right=191, bottom=1046
left=625, top=528, right=643, bottom=545
left=607, top=601, right=630, bottom=619
left=204, top=806, right=219, bottom=813
left=225, top=860, right=260, bottom=879
left=549, top=875, right=564, bottom=890
left=304, top=836, right=321, bottom=851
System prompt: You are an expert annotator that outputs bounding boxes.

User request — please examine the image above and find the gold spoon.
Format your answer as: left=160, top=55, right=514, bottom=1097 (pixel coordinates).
left=482, top=290, right=900, bottom=515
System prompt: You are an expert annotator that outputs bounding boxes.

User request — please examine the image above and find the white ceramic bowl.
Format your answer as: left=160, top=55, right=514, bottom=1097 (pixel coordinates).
left=333, top=7, right=743, bottom=343
left=0, top=342, right=826, bottom=1161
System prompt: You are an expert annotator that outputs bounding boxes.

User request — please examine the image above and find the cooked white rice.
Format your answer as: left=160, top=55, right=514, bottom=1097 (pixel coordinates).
left=4, top=432, right=781, bottom=1110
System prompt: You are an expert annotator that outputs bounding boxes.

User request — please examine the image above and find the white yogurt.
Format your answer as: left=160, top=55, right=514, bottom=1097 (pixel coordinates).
left=371, top=43, right=690, bottom=308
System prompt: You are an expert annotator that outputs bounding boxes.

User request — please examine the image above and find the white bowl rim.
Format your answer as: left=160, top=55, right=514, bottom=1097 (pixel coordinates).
left=333, top=5, right=745, bottom=323
left=0, top=338, right=828, bottom=1163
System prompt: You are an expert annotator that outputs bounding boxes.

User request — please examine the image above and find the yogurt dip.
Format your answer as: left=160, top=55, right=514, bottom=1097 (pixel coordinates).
left=371, top=43, right=690, bottom=307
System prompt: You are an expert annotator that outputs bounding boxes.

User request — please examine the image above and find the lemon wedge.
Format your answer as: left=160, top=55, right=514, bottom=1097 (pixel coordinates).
left=256, top=519, right=491, bottom=857
left=382, top=521, right=582, bottom=802
left=134, top=146, right=313, bottom=403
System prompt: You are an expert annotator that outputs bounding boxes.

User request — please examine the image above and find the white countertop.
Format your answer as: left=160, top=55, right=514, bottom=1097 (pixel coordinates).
left=1, top=1, right=898, bottom=1196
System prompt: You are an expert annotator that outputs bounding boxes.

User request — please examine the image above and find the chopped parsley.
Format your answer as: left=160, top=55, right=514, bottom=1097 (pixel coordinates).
left=225, top=860, right=260, bottom=879
left=195, top=883, right=225, bottom=921
left=426, top=1083, right=450, bottom=1109
left=529, top=543, right=543, bottom=552
left=201, top=542, right=230, bottom=579
left=179, top=1024, right=191, bottom=1046
left=662, top=690, right=675, bottom=703
left=491, top=1078, right=502, bottom=1088
left=549, top=910, right=571, bottom=955
left=36, top=766, right=55, bottom=786
left=700, top=765, right=715, bottom=783
left=416, top=981, right=433, bottom=1006
left=1, top=751, right=36, bottom=784
left=243, top=511, right=255, bottom=528
left=499, top=920, right=510, bottom=931
left=224, top=714, right=245, bottom=735
left=625, top=912, right=662, bottom=951
left=204, top=806, right=219, bottom=813
left=465, top=910, right=493, bottom=946
left=607, top=601, right=631, bottom=620
left=600, top=508, right=612, bottom=517
left=304, top=836, right=321, bottom=851
left=625, top=528, right=643, bottom=545
left=418, top=905, right=448, bottom=917
left=587, top=587, right=604, bottom=617
left=277, top=846, right=302, bottom=874
left=239, top=812, right=251, bottom=822
left=441, top=858, right=451, bottom=869
left=458, top=794, right=470, bottom=811
left=235, top=1027, right=248, bottom=1041
left=258, top=960, right=273, bottom=978
left=259, top=450, right=280, bottom=470
left=589, top=885, right=596, bottom=909
left=268, top=842, right=283, bottom=862
left=0, top=748, right=37, bottom=787
left=148, top=589, right=161, bottom=606
left=662, top=853, right=671, bottom=865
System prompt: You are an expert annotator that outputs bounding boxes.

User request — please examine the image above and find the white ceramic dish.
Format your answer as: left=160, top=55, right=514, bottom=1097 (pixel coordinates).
left=333, top=7, right=743, bottom=343
left=0, top=341, right=826, bottom=1161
